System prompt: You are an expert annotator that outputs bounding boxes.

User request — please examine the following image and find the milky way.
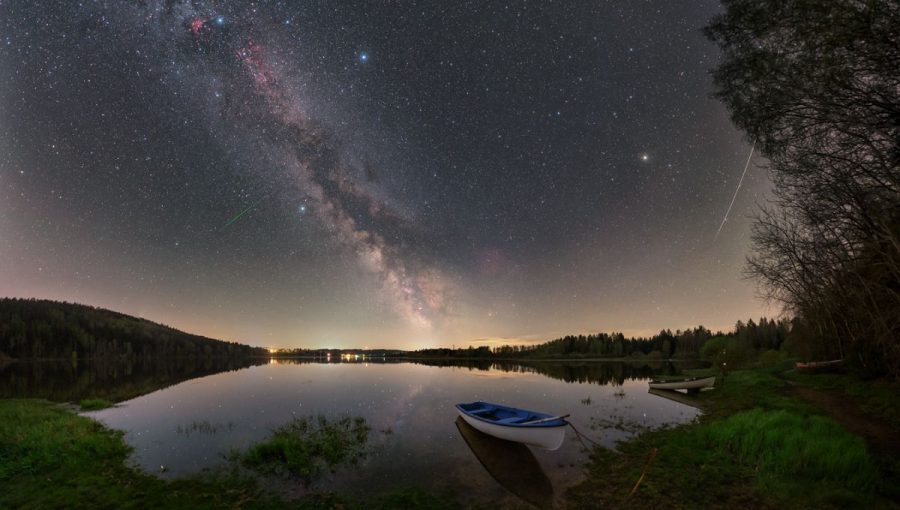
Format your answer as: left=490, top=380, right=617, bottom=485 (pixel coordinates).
left=0, top=1, right=770, bottom=348
left=176, top=10, right=450, bottom=327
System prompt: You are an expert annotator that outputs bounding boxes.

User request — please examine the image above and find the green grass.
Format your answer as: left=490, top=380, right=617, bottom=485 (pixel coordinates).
left=673, top=361, right=811, bottom=418
left=0, top=399, right=130, bottom=482
left=4, top=364, right=898, bottom=510
left=78, top=398, right=113, bottom=410
left=568, top=363, right=896, bottom=509
left=290, top=489, right=459, bottom=510
left=0, top=399, right=275, bottom=509
left=705, top=409, right=877, bottom=498
left=235, top=415, right=371, bottom=482
left=0, top=399, right=456, bottom=509
left=786, top=371, right=900, bottom=430
left=569, top=421, right=773, bottom=509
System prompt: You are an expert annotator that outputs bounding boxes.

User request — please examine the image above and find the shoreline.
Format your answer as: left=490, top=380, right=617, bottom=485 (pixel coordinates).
left=2, top=362, right=897, bottom=509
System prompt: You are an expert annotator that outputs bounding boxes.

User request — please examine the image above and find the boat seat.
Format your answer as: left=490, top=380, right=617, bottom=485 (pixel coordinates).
left=496, top=416, right=526, bottom=424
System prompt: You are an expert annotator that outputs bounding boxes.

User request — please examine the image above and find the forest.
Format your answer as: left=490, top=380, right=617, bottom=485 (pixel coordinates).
left=0, top=298, right=267, bottom=360
left=705, top=0, right=899, bottom=377
left=410, top=317, right=791, bottom=363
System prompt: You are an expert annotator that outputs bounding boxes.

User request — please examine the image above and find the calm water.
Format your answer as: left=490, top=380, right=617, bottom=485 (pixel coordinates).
left=56, top=359, right=703, bottom=507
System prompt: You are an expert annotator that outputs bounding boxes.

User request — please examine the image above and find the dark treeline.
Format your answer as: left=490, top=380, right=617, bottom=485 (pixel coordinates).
left=409, top=318, right=789, bottom=361
left=269, top=348, right=406, bottom=358
left=406, top=346, right=493, bottom=359
left=0, top=298, right=267, bottom=360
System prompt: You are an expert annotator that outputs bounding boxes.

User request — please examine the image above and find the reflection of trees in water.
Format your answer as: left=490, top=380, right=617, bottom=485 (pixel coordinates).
left=1, top=357, right=709, bottom=403
left=0, top=357, right=266, bottom=403
left=492, top=361, right=657, bottom=385
left=405, top=359, right=708, bottom=385
left=225, top=357, right=710, bottom=385
left=404, top=358, right=493, bottom=370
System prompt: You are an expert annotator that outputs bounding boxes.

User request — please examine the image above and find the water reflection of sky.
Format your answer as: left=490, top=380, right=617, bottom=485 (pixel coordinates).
left=86, top=362, right=699, bottom=506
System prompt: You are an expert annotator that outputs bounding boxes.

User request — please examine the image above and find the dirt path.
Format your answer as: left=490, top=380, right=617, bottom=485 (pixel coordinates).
left=788, top=383, right=900, bottom=454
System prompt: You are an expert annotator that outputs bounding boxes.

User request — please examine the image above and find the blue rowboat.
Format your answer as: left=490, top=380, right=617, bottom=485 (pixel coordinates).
left=455, top=401, right=568, bottom=450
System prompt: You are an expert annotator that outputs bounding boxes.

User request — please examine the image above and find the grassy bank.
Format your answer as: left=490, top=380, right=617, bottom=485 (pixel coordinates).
left=568, top=364, right=898, bottom=509
left=786, top=371, right=900, bottom=430
left=0, top=399, right=265, bottom=509
left=3, top=365, right=897, bottom=509
left=0, top=399, right=454, bottom=509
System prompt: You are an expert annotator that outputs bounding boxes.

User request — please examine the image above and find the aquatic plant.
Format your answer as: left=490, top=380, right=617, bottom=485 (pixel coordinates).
left=176, top=420, right=235, bottom=436
left=79, top=398, right=113, bottom=411
left=235, top=415, right=370, bottom=482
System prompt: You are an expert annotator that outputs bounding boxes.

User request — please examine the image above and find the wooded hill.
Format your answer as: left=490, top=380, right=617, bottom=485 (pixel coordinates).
left=0, top=298, right=267, bottom=360
left=410, top=318, right=790, bottom=361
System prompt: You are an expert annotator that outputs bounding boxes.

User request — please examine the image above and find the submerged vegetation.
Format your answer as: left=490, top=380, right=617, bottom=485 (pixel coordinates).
left=176, top=420, right=234, bottom=436
left=78, top=398, right=113, bottom=411
left=234, top=415, right=371, bottom=482
left=3, top=364, right=897, bottom=509
left=2, top=356, right=898, bottom=509
left=0, top=400, right=451, bottom=509
left=0, top=399, right=274, bottom=509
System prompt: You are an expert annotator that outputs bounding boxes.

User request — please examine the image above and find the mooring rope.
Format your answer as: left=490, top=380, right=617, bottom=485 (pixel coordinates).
left=568, top=421, right=602, bottom=449
left=566, top=420, right=659, bottom=501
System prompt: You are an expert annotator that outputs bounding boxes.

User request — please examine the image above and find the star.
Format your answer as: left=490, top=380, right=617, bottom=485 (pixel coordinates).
left=3, top=0, right=774, bottom=352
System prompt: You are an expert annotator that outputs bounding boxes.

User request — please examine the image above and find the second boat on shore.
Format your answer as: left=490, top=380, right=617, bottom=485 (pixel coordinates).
left=647, top=376, right=716, bottom=393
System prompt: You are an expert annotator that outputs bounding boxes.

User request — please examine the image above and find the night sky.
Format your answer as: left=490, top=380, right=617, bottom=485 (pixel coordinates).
left=0, top=1, right=770, bottom=349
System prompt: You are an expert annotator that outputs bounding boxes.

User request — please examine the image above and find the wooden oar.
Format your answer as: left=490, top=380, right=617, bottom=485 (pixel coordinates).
left=519, top=414, right=570, bottom=425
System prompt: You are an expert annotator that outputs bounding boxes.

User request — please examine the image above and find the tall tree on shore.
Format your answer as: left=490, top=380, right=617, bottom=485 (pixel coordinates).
left=705, top=0, right=900, bottom=376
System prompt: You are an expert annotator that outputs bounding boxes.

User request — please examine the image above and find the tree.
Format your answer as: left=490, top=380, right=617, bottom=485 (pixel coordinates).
left=705, top=0, right=900, bottom=377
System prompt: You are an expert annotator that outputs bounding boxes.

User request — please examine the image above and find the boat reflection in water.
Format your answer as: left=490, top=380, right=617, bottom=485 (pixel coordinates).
left=455, top=416, right=555, bottom=509
left=647, top=388, right=702, bottom=409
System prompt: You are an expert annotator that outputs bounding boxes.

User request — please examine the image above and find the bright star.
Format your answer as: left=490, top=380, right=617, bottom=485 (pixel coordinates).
left=359, top=52, right=369, bottom=62
left=214, top=15, right=225, bottom=26
left=298, top=204, right=308, bottom=215
left=640, top=153, right=649, bottom=162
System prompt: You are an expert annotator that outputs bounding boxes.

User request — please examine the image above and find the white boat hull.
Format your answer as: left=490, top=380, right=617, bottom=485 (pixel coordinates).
left=647, top=376, right=716, bottom=391
left=457, top=411, right=566, bottom=450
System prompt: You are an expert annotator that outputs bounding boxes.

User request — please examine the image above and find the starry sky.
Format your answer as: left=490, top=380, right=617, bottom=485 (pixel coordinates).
left=0, top=1, right=771, bottom=349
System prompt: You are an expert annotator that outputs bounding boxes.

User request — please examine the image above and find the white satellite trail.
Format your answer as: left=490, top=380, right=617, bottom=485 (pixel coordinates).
left=714, top=140, right=756, bottom=242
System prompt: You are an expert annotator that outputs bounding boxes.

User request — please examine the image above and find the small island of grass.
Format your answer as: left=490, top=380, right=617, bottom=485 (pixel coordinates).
left=79, top=398, right=113, bottom=411
left=234, top=415, right=371, bottom=482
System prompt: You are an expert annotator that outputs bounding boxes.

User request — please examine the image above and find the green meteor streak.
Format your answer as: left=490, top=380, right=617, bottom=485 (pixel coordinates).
left=222, top=199, right=261, bottom=229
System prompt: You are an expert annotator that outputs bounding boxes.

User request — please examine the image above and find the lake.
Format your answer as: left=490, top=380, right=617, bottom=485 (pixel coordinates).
left=2, top=358, right=703, bottom=508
